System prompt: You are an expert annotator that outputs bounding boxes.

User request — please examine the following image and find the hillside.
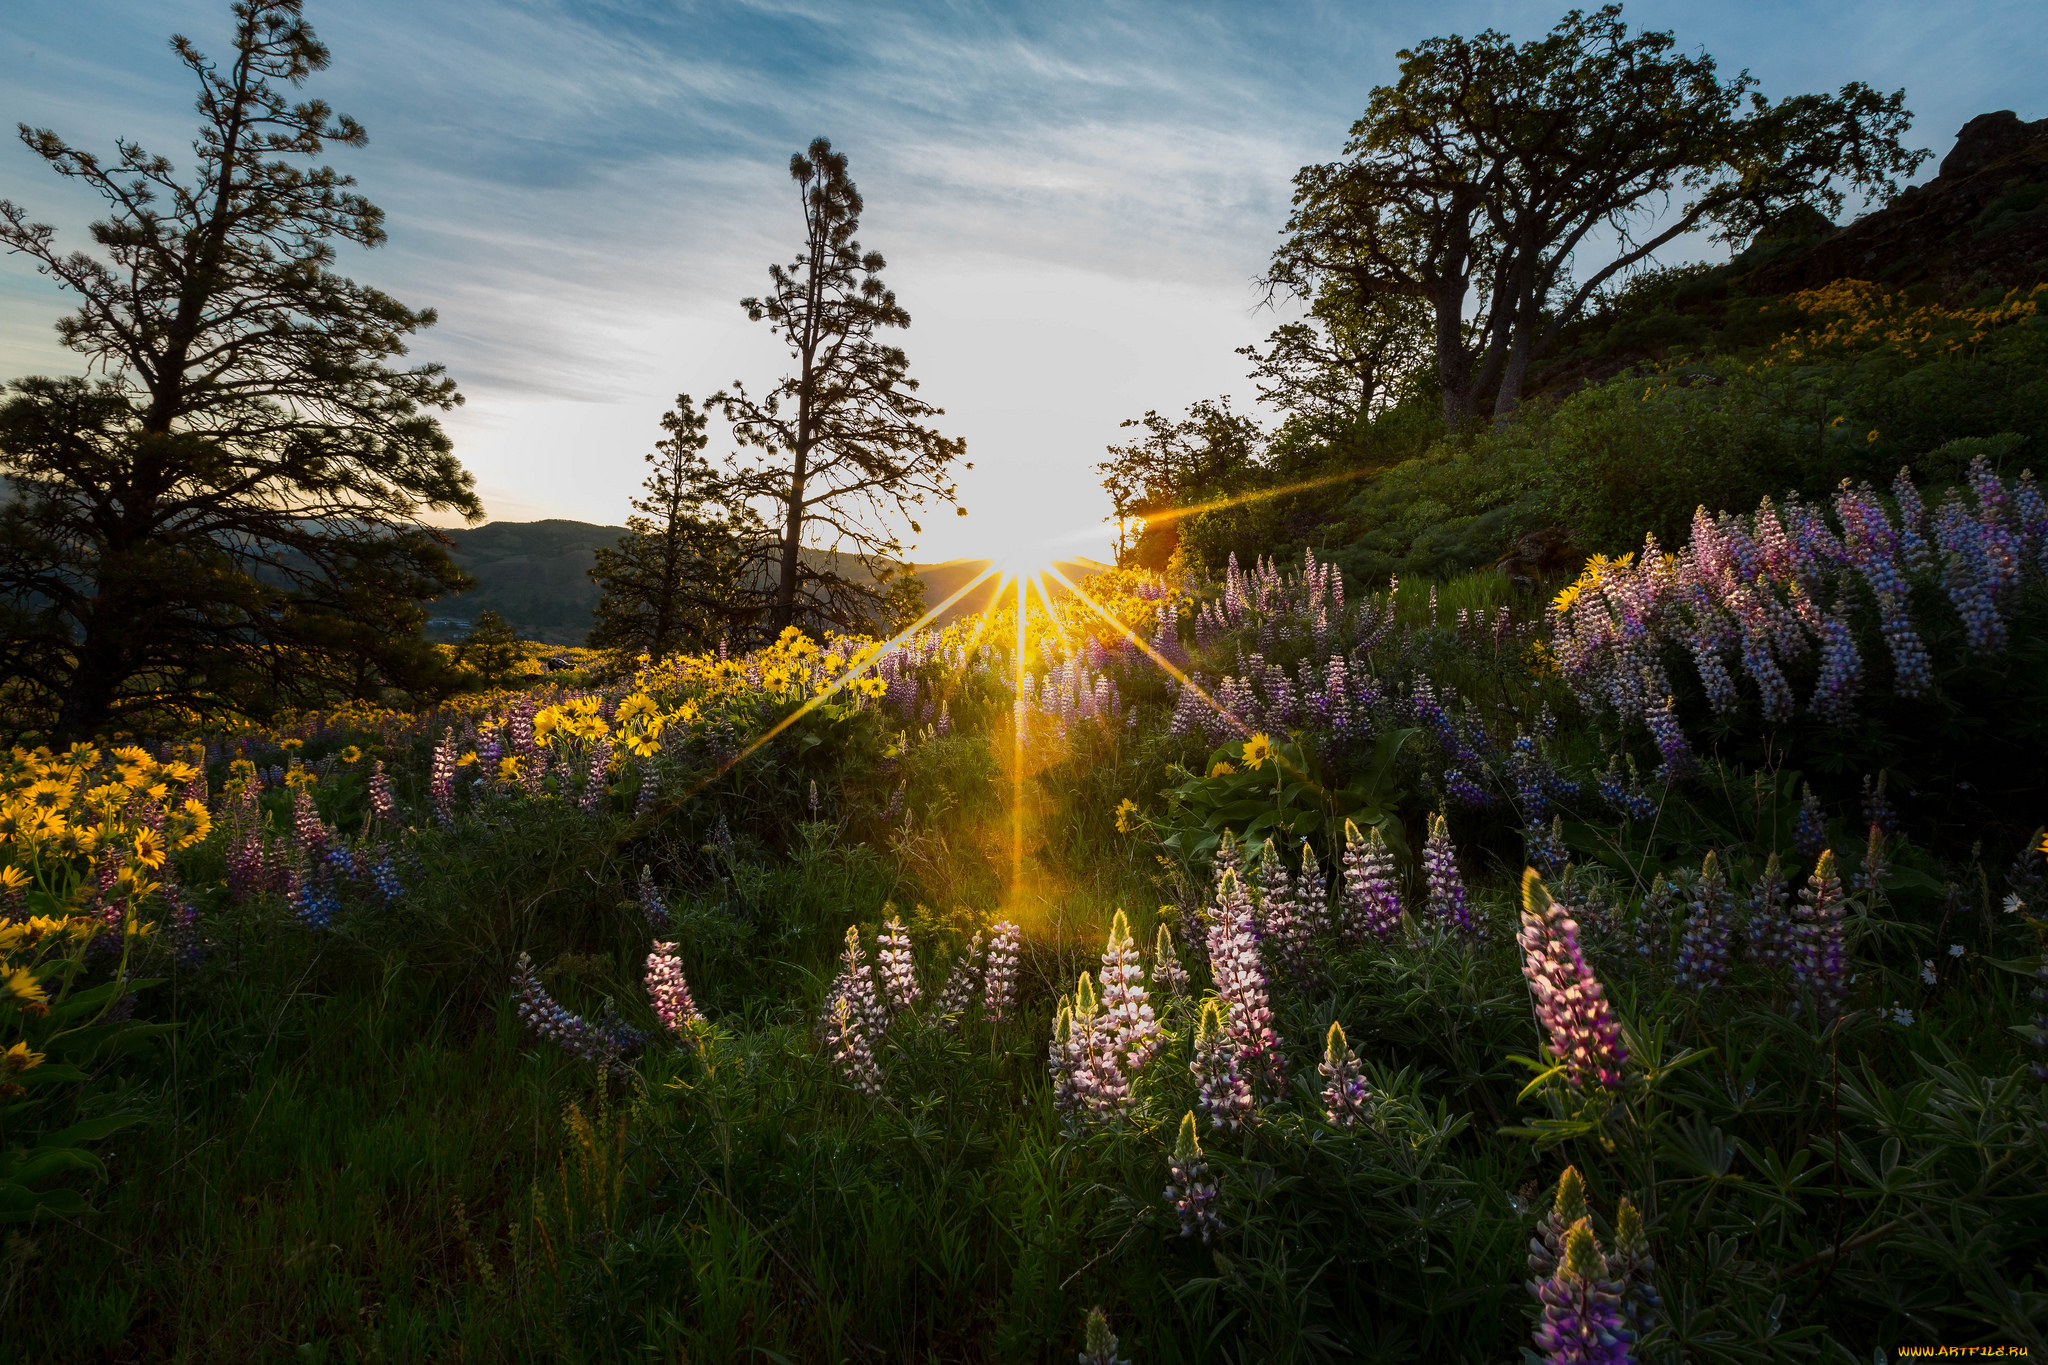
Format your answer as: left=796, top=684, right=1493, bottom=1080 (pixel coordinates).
left=427, top=521, right=1107, bottom=644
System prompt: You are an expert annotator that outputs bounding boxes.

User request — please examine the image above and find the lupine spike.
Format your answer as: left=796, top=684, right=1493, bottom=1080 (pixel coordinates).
left=1423, top=814, right=1474, bottom=933
left=1793, top=850, right=1848, bottom=1017
left=1165, top=1109, right=1222, bottom=1242
left=1674, top=851, right=1734, bottom=991
left=1150, top=920, right=1190, bottom=996
left=1205, top=869, right=1283, bottom=1091
left=984, top=920, right=1022, bottom=1022
left=1518, top=872, right=1627, bottom=1089
left=645, top=940, right=703, bottom=1034
left=1192, top=997, right=1253, bottom=1131
left=1319, top=1020, right=1372, bottom=1128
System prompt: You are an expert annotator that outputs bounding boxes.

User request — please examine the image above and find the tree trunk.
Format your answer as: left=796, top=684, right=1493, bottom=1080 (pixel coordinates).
left=771, top=450, right=806, bottom=634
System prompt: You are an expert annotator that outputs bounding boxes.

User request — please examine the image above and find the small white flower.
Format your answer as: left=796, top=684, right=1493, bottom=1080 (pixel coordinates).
left=1948, top=943, right=1965, bottom=958
left=2005, top=893, right=2027, bottom=916
left=1890, top=1006, right=1915, bottom=1027
left=1921, top=960, right=1938, bottom=986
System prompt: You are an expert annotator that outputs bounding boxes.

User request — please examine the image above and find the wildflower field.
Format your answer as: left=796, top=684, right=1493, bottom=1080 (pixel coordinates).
left=6, top=459, right=2048, bottom=1362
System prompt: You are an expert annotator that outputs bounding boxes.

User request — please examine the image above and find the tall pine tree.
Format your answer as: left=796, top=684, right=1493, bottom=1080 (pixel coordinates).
left=587, top=396, right=756, bottom=663
left=0, top=0, right=478, bottom=735
left=707, top=138, right=965, bottom=636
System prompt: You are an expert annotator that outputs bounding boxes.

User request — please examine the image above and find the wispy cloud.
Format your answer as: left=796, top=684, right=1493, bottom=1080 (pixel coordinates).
left=3, top=0, right=2041, bottom=558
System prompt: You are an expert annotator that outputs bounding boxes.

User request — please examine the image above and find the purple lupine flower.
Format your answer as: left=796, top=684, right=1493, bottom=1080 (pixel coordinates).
left=1099, top=910, right=1162, bottom=1076
left=1629, top=876, right=1675, bottom=962
left=1253, top=839, right=1315, bottom=988
left=1206, top=870, right=1283, bottom=1090
left=1792, top=851, right=1847, bottom=1018
left=984, top=920, right=1022, bottom=1022
left=1060, top=972, right=1129, bottom=1121
left=1518, top=871, right=1627, bottom=1089
left=581, top=738, right=613, bottom=814
left=1527, top=1165, right=1590, bottom=1289
left=646, top=940, right=704, bottom=1034
left=1424, top=814, right=1475, bottom=933
left=1746, top=853, right=1795, bottom=972
left=1892, top=466, right=1933, bottom=573
left=514, top=951, right=630, bottom=1074
left=1808, top=613, right=1861, bottom=724
left=1642, top=689, right=1694, bottom=783
left=1192, top=998, right=1254, bottom=1131
left=1794, top=784, right=1826, bottom=861
left=1611, top=1198, right=1661, bottom=1340
left=369, top=857, right=402, bottom=904
left=1165, top=1110, right=1222, bottom=1242
left=1048, top=1003, right=1080, bottom=1117
left=1078, top=1306, right=1130, bottom=1365
left=1319, top=1021, right=1373, bottom=1128
left=1340, top=820, right=1402, bottom=945
left=1294, top=838, right=1335, bottom=947
left=1861, top=772, right=1894, bottom=836
left=1855, top=821, right=1892, bottom=898
left=876, top=915, right=921, bottom=1014
left=636, top=865, right=670, bottom=931
left=1524, top=815, right=1569, bottom=876
left=1674, top=852, right=1735, bottom=991
left=1529, top=1219, right=1633, bottom=1364
left=1151, top=922, right=1190, bottom=996
left=635, top=760, right=661, bottom=818
left=367, top=761, right=395, bottom=823
left=1442, top=766, right=1492, bottom=808
left=824, top=994, right=882, bottom=1097
left=932, top=931, right=985, bottom=1028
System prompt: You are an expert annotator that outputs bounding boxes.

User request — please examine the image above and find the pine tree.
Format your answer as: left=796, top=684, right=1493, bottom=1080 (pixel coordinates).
left=0, top=0, right=479, bottom=735
left=706, top=138, right=966, bottom=636
left=457, top=610, right=521, bottom=688
left=587, top=396, right=757, bottom=663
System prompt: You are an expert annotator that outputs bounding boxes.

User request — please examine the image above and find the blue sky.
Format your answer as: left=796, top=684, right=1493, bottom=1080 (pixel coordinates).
left=3, top=0, right=2041, bottom=563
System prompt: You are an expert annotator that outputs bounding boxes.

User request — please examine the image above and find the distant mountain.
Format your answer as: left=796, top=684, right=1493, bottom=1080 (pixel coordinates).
left=425, top=521, right=1105, bottom=645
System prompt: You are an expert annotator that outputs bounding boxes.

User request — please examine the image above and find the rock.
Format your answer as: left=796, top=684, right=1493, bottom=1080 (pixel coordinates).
left=1493, top=525, right=1582, bottom=591
left=1939, top=111, right=2048, bottom=180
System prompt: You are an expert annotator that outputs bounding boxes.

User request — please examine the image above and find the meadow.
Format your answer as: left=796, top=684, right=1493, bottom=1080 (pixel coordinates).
left=5, top=458, right=2048, bottom=1363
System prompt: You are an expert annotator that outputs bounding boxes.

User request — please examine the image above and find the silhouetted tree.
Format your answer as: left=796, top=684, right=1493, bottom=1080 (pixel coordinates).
left=0, top=0, right=478, bottom=735
left=457, top=609, right=521, bottom=688
left=1269, top=5, right=1926, bottom=425
left=587, top=395, right=758, bottom=662
left=1096, top=399, right=1265, bottom=570
left=706, top=138, right=966, bottom=636
left=1238, top=280, right=1430, bottom=438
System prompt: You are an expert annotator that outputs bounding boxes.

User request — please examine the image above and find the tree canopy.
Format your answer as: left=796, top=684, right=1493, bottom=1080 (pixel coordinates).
left=587, top=396, right=759, bottom=663
left=1268, top=4, right=1927, bottom=426
left=0, top=0, right=478, bottom=734
left=706, top=137, right=965, bottom=637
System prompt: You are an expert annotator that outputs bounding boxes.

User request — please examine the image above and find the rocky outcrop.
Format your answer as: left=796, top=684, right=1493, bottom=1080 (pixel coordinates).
left=1736, top=110, right=2048, bottom=296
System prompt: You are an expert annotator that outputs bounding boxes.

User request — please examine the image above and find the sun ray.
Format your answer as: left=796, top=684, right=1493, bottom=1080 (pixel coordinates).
left=632, top=561, right=1007, bottom=829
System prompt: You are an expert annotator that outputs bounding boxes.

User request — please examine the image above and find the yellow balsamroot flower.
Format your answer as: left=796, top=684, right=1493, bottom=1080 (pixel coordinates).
left=161, top=760, right=198, bottom=786
left=339, top=745, right=363, bottom=764
left=532, top=707, right=561, bottom=744
left=0, top=805, right=34, bottom=846
left=1115, top=799, right=1140, bottom=834
left=45, top=819, right=98, bottom=859
left=145, top=781, right=170, bottom=803
left=284, top=763, right=316, bottom=790
left=2, top=1041, right=44, bottom=1075
left=1241, top=733, right=1275, bottom=772
left=499, top=755, right=524, bottom=781
left=1209, top=761, right=1237, bottom=778
left=622, top=730, right=662, bottom=760
left=131, top=826, right=167, bottom=871
left=1867, top=429, right=1880, bottom=443
left=281, top=739, right=304, bottom=754
left=3, top=966, right=47, bottom=1004
left=167, top=799, right=212, bottom=850
left=113, top=865, right=161, bottom=904
left=110, top=744, right=152, bottom=767
left=0, top=865, right=28, bottom=895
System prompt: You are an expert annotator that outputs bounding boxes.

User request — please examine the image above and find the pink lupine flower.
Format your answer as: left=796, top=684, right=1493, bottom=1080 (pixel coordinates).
left=1517, top=870, right=1627, bottom=1090
left=984, top=920, right=1022, bottom=1022
left=367, top=760, right=395, bottom=823
left=1206, top=870, right=1283, bottom=1091
left=430, top=728, right=458, bottom=827
left=824, top=995, right=882, bottom=1097
left=1192, top=998, right=1253, bottom=1131
left=932, top=932, right=985, bottom=1027
left=825, top=925, right=890, bottom=1045
left=876, top=915, right=920, bottom=1014
left=580, top=738, right=613, bottom=814
left=291, top=789, right=327, bottom=859
left=1319, top=1021, right=1373, bottom=1129
left=1098, top=910, right=1161, bottom=1076
left=1150, top=922, right=1190, bottom=997
left=1165, top=1110, right=1221, bottom=1243
left=1340, top=819, right=1402, bottom=944
left=645, top=940, right=703, bottom=1034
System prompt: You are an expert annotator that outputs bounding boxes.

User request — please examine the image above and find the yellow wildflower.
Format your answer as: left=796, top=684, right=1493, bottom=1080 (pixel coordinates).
left=1209, top=761, right=1237, bottom=778
left=2, top=1040, right=44, bottom=1074
left=1241, top=733, right=1275, bottom=772
left=168, top=799, right=212, bottom=850
left=131, top=826, right=166, bottom=870
left=339, top=745, right=363, bottom=764
left=0, top=866, right=28, bottom=895
left=3, top=966, right=46, bottom=1004
left=499, top=755, right=524, bottom=781
left=1114, top=799, right=1139, bottom=834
